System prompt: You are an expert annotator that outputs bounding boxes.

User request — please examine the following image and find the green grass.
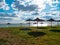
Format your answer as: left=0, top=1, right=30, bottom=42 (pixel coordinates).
left=0, top=26, right=60, bottom=45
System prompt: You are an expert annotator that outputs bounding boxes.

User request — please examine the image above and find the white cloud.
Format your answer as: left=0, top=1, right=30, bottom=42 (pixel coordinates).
left=50, top=7, right=57, bottom=11
left=11, top=3, right=18, bottom=10
left=11, top=0, right=60, bottom=12
left=3, top=5, right=10, bottom=10
left=0, top=0, right=10, bottom=10
left=12, top=17, right=26, bottom=23
left=10, top=0, right=60, bottom=22
left=13, top=10, right=35, bottom=17
left=31, top=0, right=46, bottom=9
left=17, top=0, right=32, bottom=6
left=45, top=0, right=59, bottom=7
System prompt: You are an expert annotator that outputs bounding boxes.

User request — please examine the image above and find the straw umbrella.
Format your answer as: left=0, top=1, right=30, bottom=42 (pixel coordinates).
left=47, top=18, right=56, bottom=27
left=7, top=23, right=10, bottom=25
left=39, top=19, right=45, bottom=26
left=26, top=19, right=33, bottom=27
left=33, top=18, right=45, bottom=29
left=56, top=20, right=60, bottom=26
left=20, top=23, right=23, bottom=27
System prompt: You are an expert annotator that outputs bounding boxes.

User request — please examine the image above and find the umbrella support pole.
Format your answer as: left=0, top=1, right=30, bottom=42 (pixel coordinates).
left=37, top=21, right=38, bottom=31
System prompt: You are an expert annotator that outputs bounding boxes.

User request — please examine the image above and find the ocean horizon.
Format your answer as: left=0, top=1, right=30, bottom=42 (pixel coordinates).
left=0, top=22, right=60, bottom=28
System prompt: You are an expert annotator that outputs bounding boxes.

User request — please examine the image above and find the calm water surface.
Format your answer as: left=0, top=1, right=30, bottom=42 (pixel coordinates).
left=0, top=22, right=60, bottom=28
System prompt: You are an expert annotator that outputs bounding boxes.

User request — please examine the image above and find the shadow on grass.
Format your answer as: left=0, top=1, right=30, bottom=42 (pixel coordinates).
left=0, top=39, right=7, bottom=45
left=50, top=29, right=60, bottom=32
left=28, top=32, right=46, bottom=37
left=20, top=28, right=31, bottom=30
left=50, top=26, right=57, bottom=28
left=37, top=27, right=48, bottom=29
left=50, top=28, right=60, bottom=32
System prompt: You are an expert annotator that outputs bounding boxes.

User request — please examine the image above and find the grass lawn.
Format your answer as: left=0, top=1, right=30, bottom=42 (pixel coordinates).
left=0, top=26, right=60, bottom=45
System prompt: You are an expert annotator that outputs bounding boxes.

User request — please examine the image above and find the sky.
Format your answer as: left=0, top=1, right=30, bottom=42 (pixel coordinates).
left=0, top=0, right=60, bottom=23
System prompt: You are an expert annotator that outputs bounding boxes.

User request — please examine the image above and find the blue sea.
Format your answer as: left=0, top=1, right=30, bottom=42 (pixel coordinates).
left=0, top=22, right=60, bottom=28
left=0, top=24, right=29, bottom=28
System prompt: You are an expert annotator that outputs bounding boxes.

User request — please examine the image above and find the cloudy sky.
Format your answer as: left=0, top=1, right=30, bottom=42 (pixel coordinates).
left=0, top=0, right=60, bottom=23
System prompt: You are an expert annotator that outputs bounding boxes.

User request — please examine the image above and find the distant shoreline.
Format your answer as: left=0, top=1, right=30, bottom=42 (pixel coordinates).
left=0, top=23, right=60, bottom=28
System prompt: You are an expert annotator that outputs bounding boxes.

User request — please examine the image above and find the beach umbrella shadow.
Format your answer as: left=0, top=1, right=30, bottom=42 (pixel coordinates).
left=50, top=29, right=60, bottom=32
left=28, top=32, right=46, bottom=37
left=37, top=27, right=48, bottom=29
left=20, top=28, right=31, bottom=30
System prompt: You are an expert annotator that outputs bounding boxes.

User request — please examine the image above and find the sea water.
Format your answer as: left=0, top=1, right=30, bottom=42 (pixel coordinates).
left=0, top=22, right=60, bottom=28
left=0, top=24, right=29, bottom=28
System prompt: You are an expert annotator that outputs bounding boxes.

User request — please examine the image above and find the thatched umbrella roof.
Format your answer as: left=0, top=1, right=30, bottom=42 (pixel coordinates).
left=33, top=18, right=45, bottom=21
left=47, top=18, right=56, bottom=21
left=26, top=19, right=33, bottom=21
